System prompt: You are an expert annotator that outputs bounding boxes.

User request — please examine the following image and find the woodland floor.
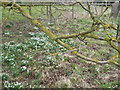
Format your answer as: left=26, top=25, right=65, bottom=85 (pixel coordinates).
left=1, top=6, right=120, bottom=88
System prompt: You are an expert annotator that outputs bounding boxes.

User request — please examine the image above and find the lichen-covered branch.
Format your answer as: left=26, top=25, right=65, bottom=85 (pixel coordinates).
left=107, top=40, right=120, bottom=53
left=56, top=33, right=119, bottom=43
left=77, top=2, right=119, bottom=31
left=55, top=22, right=101, bottom=39
left=2, top=1, right=119, bottom=66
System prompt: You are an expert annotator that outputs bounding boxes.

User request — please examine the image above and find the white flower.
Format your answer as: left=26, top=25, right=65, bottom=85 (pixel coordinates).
left=30, top=37, right=40, bottom=41
left=28, top=32, right=35, bottom=35
left=4, top=32, right=10, bottom=35
left=33, top=26, right=39, bottom=30
left=21, top=66, right=27, bottom=71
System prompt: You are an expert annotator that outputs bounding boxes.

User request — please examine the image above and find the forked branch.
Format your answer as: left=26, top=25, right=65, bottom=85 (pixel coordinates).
left=2, top=1, right=119, bottom=66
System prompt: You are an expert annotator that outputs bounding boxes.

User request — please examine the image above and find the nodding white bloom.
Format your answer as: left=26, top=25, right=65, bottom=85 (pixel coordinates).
left=30, top=37, right=40, bottom=41
left=28, top=32, right=35, bottom=35
left=33, top=26, right=39, bottom=30
left=22, top=60, right=28, bottom=64
left=21, top=66, right=27, bottom=71
left=4, top=81, right=23, bottom=88
left=4, top=32, right=10, bottom=35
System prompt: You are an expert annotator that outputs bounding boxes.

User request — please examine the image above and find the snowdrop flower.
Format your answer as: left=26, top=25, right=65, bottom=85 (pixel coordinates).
left=33, top=26, right=39, bottom=30
left=21, top=66, right=27, bottom=71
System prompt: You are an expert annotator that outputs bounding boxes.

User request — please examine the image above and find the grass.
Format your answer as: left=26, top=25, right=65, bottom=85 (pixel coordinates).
left=2, top=5, right=119, bottom=88
left=0, top=7, right=2, bottom=21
